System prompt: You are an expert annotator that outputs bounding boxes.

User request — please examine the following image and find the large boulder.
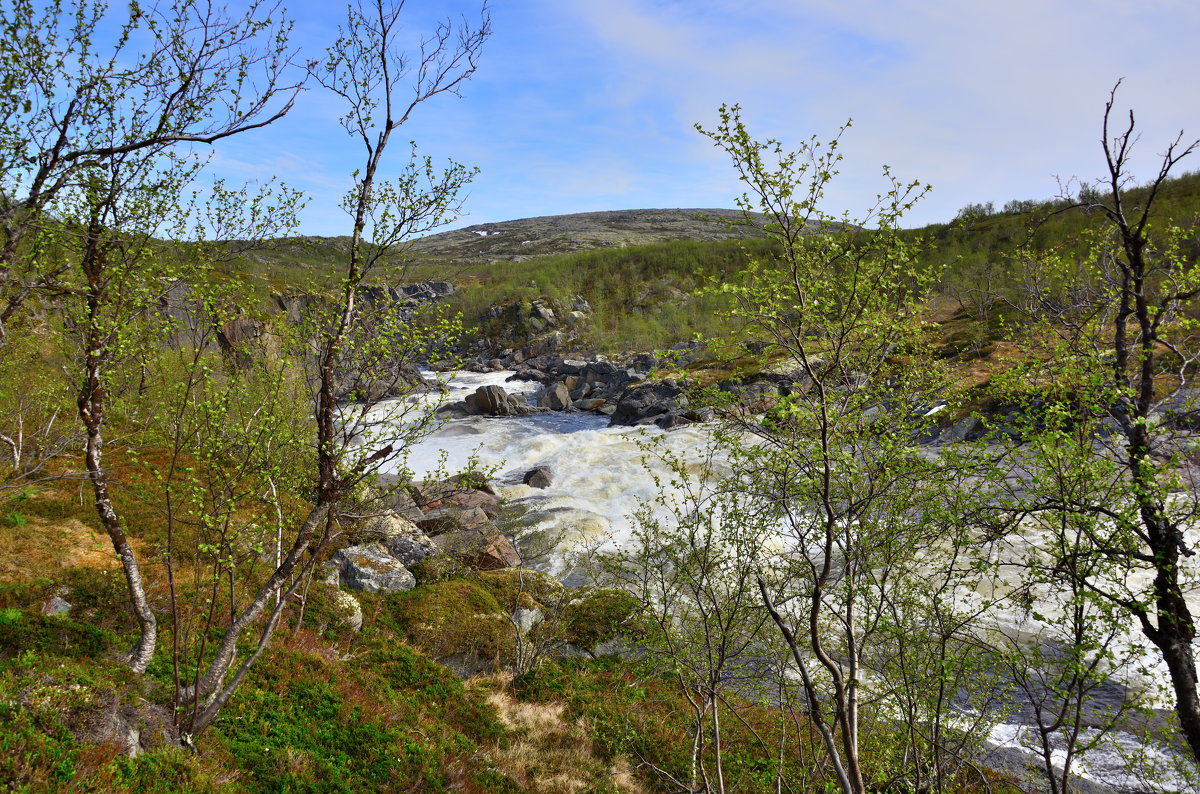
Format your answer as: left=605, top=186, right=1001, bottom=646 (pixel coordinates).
left=417, top=505, right=493, bottom=536
left=464, top=384, right=537, bottom=416
left=385, top=531, right=442, bottom=569
left=328, top=544, right=416, bottom=594
left=538, top=381, right=572, bottom=410
left=360, top=511, right=421, bottom=541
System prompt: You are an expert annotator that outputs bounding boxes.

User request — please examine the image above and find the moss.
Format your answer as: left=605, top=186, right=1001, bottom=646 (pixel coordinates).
left=561, top=589, right=640, bottom=649
left=210, top=640, right=507, bottom=792
left=383, top=581, right=515, bottom=663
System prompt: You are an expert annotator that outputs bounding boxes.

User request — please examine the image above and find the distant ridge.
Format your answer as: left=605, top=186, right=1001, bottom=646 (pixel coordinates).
left=405, top=208, right=766, bottom=262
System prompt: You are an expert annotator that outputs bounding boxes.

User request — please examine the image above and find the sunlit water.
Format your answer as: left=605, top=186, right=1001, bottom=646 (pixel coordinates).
left=386, top=370, right=1200, bottom=791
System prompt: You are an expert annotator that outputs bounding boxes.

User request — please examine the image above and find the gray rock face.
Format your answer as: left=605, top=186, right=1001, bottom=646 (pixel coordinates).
left=523, top=466, right=553, bottom=489
left=42, top=596, right=72, bottom=617
left=464, top=384, right=537, bottom=416
left=417, top=505, right=492, bottom=535
left=610, top=379, right=686, bottom=426
left=360, top=511, right=421, bottom=541
left=330, top=544, right=416, bottom=594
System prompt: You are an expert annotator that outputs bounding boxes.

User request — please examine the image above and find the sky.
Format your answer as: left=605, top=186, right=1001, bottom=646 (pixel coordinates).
left=206, top=0, right=1200, bottom=236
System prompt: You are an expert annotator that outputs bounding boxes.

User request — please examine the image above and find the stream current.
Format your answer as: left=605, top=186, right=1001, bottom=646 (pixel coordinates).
left=390, top=370, right=1199, bottom=792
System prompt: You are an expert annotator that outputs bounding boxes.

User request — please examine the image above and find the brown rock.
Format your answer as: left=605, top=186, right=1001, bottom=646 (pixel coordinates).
left=432, top=525, right=522, bottom=571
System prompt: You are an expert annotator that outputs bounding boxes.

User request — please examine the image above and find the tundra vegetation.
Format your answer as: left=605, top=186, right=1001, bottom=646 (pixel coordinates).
left=3, top=1, right=1200, bottom=792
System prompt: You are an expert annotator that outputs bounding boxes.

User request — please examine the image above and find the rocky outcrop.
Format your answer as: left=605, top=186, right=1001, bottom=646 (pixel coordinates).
left=610, top=379, right=686, bottom=425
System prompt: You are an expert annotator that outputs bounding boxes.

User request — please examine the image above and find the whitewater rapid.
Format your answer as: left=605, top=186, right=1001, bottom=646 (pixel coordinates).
left=396, top=369, right=721, bottom=579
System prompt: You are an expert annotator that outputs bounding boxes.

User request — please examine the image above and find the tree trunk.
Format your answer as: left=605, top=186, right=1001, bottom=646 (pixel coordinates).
left=79, top=355, right=157, bottom=673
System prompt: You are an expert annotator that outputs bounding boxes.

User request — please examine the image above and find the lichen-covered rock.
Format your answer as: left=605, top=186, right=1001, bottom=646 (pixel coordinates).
left=330, top=544, right=416, bottom=594
left=511, top=607, right=543, bottom=634
left=360, top=511, right=421, bottom=541
left=385, top=530, right=441, bottom=569
left=330, top=588, right=363, bottom=632
left=41, top=595, right=72, bottom=617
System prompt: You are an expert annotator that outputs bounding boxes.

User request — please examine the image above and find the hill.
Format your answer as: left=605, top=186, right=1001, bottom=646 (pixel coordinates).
left=404, top=208, right=767, bottom=263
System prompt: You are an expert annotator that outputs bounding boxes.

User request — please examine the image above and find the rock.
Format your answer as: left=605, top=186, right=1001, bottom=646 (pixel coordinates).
left=574, top=397, right=606, bottom=412
left=384, top=530, right=441, bottom=569
left=592, top=635, right=638, bottom=659
left=433, top=524, right=523, bottom=570
left=523, top=466, right=553, bottom=489
left=42, top=596, right=72, bottom=617
left=512, top=607, right=543, bottom=634
left=417, top=505, right=493, bottom=536
left=656, top=413, right=692, bottom=430
left=330, top=544, right=416, bottom=594
left=538, top=381, right=572, bottom=410
left=360, top=511, right=421, bottom=541
left=1154, top=388, right=1200, bottom=430
left=610, top=379, right=686, bottom=426
left=465, top=384, right=534, bottom=416
left=370, top=482, right=425, bottom=522
left=445, top=489, right=502, bottom=517
left=551, top=643, right=592, bottom=660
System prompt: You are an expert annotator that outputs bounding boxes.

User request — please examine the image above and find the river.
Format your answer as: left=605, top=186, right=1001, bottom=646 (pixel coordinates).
left=394, top=370, right=1199, bottom=793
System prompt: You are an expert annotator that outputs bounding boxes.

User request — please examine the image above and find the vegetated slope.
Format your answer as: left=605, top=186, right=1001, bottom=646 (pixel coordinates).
left=404, top=207, right=768, bottom=263
left=231, top=208, right=766, bottom=299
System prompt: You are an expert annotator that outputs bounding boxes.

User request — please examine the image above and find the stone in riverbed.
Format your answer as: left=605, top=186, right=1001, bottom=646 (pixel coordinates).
left=538, top=381, right=572, bottom=410
left=523, top=466, right=553, bottom=489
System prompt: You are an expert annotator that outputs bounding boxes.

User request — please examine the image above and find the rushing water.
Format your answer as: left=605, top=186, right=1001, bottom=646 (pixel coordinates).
left=392, top=370, right=1199, bottom=792
left=398, top=369, right=721, bottom=579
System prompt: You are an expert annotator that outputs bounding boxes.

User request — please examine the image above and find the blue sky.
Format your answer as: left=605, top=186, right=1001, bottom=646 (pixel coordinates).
left=208, top=0, right=1200, bottom=235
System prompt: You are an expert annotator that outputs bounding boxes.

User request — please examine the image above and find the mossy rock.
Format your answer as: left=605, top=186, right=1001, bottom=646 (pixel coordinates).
left=409, top=553, right=471, bottom=586
left=384, top=581, right=515, bottom=666
left=561, top=589, right=641, bottom=649
left=475, top=568, right=564, bottom=612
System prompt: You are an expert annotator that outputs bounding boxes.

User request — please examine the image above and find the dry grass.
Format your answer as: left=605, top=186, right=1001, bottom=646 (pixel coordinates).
left=0, top=516, right=119, bottom=583
left=482, top=676, right=647, bottom=794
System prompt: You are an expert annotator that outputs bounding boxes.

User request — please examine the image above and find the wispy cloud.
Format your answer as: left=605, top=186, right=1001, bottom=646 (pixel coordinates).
left=203, top=0, right=1200, bottom=234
